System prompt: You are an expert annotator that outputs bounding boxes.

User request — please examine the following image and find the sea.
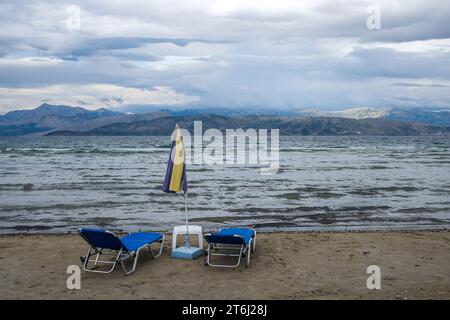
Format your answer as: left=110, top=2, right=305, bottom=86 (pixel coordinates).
left=1, top=135, right=449, bottom=234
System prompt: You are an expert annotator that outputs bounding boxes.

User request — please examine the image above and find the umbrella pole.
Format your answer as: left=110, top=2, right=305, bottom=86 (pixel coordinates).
left=184, top=192, right=190, bottom=247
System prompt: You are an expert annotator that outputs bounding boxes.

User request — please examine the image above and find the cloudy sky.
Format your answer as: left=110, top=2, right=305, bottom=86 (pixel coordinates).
left=0, top=0, right=449, bottom=113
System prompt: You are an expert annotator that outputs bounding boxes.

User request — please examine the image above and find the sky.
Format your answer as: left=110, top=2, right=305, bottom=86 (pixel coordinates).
left=0, top=0, right=450, bottom=114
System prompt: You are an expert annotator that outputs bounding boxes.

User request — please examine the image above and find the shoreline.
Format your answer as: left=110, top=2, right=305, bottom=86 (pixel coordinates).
left=1, top=230, right=449, bottom=299
left=1, top=226, right=449, bottom=237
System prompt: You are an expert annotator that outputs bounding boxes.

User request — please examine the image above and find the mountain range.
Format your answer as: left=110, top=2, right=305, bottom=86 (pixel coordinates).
left=118, top=105, right=450, bottom=126
left=1, top=104, right=450, bottom=136
left=47, top=114, right=450, bottom=136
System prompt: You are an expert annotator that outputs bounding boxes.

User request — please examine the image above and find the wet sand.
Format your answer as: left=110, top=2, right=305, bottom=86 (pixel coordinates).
left=0, top=230, right=449, bottom=299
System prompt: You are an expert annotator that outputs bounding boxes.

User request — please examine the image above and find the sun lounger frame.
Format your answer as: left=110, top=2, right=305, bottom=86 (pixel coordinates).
left=204, top=229, right=256, bottom=268
left=79, top=229, right=165, bottom=275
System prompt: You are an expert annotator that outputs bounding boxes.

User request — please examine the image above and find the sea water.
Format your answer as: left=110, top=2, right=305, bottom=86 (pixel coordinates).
left=0, top=136, right=449, bottom=233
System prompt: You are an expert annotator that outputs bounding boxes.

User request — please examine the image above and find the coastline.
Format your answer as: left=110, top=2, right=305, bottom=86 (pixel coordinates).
left=1, top=225, right=450, bottom=236
left=1, top=230, right=449, bottom=300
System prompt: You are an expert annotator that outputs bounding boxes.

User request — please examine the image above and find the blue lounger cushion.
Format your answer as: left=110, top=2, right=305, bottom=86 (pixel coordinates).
left=219, top=228, right=254, bottom=245
left=80, top=228, right=123, bottom=250
left=206, top=234, right=245, bottom=245
left=120, top=232, right=163, bottom=252
left=206, top=228, right=255, bottom=246
left=80, top=228, right=163, bottom=252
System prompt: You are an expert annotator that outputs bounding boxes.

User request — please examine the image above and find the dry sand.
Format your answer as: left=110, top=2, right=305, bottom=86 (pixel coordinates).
left=0, top=230, right=449, bottom=299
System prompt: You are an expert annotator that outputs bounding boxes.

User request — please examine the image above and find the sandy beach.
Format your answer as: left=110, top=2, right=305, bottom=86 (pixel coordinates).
left=0, top=230, right=449, bottom=300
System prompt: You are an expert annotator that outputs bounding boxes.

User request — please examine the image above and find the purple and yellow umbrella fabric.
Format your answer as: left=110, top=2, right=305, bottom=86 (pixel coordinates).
left=162, top=124, right=187, bottom=193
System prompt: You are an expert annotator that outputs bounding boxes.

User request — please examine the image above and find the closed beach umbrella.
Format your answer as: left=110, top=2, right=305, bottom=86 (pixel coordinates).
left=162, top=124, right=187, bottom=194
left=162, top=124, right=191, bottom=246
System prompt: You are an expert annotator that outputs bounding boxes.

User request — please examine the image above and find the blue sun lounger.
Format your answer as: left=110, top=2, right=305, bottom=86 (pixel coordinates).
left=79, top=228, right=165, bottom=275
left=204, top=228, right=256, bottom=268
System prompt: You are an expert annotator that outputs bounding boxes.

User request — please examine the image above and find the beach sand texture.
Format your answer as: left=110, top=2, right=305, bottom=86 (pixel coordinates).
left=0, top=231, right=449, bottom=299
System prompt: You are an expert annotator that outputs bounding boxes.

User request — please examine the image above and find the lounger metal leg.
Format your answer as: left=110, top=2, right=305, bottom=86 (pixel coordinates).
left=246, top=239, right=252, bottom=268
left=82, top=247, right=122, bottom=274
left=120, top=248, right=141, bottom=276
left=120, top=236, right=165, bottom=275
left=81, top=246, right=93, bottom=271
left=206, top=244, right=244, bottom=268
left=93, top=249, right=103, bottom=267
left=149, top=235, right=165, bottom=259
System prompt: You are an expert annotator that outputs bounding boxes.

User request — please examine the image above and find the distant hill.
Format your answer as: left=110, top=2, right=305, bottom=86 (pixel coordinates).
left=47, top=115, right=450, bottom=136
left=0, top=103, right=122, bottom=124
left=0, top=104, right=169, bottom=136
left=296, top=107, right=450, bottom=126
left=0, top=103, right=125, bottom=135
left=386, top=108, right=450, bottom=127
left=296, top=107, right=390, bottom=119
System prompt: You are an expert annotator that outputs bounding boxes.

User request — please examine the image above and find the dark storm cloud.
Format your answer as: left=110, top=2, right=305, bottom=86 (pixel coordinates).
left=61, top=37, right=222, bottom=58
